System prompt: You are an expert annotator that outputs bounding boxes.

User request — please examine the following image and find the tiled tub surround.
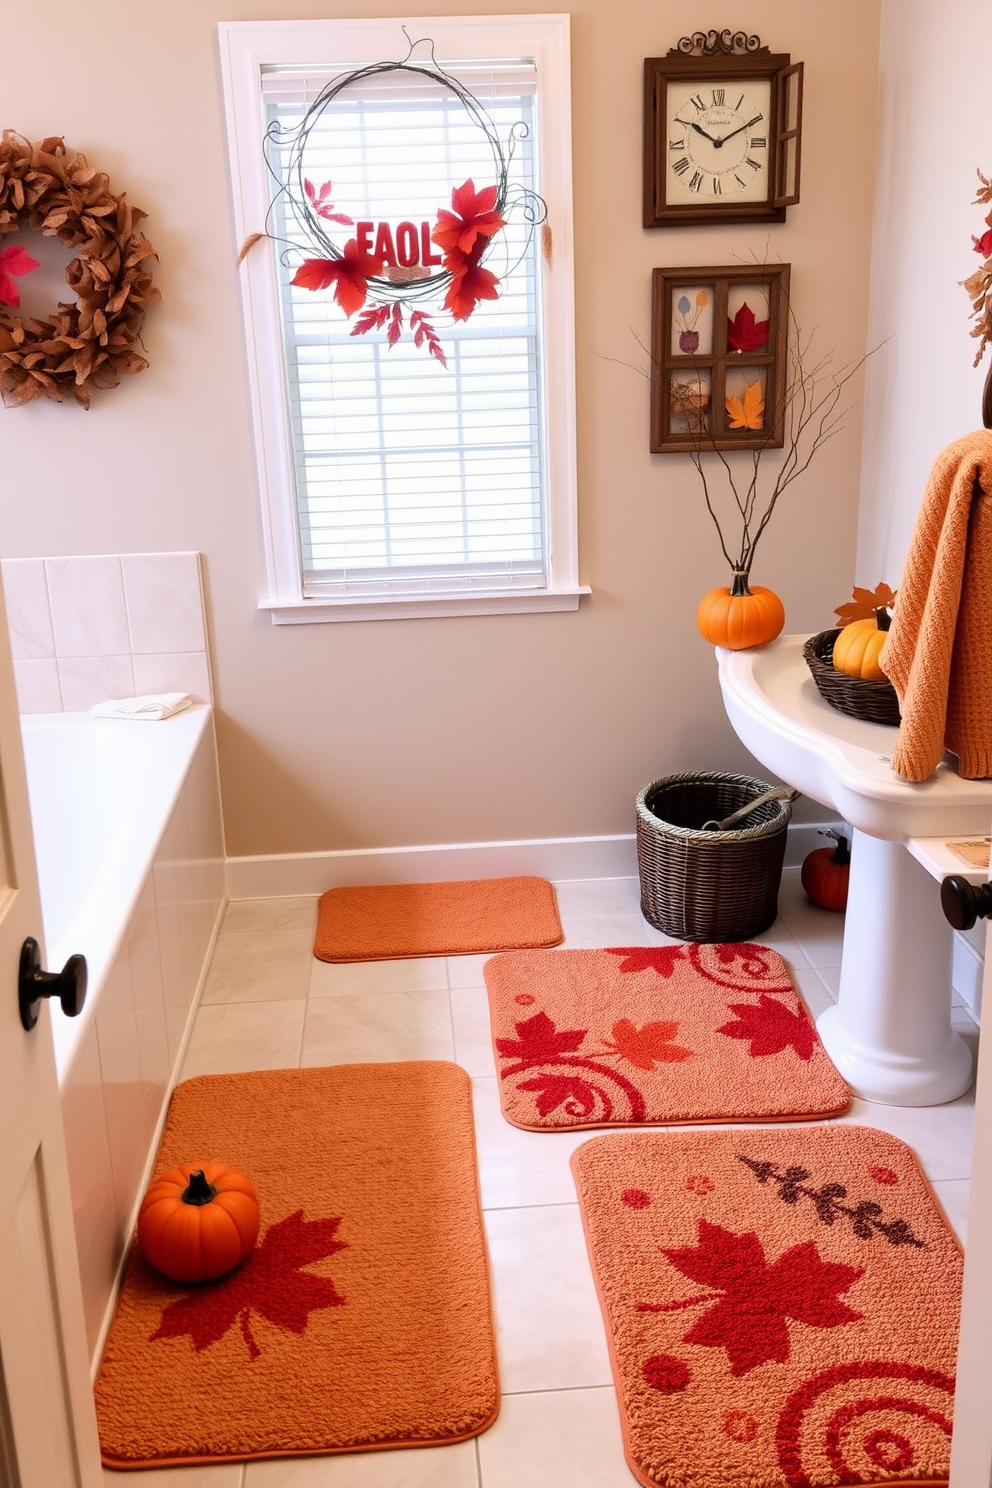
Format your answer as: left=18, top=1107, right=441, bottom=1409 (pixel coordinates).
left=2, top=551, right=212, bottom=713
left=42, top=707, right=227, bottom=1361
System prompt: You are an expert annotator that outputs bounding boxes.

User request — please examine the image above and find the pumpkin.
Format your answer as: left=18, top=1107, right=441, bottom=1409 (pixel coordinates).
left=832, top=607, right=891, bottom=681
left=801, top=832, right=851, bottom=912
left=137, top=1161, right=260, bottom=1283
left=697, top=575, right=785, bottom=650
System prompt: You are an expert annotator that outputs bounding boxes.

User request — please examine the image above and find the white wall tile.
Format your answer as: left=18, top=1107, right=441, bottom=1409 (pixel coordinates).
left=13, top=657, right=62, bottom=713
left=45, top=556, right=129, bottom=657
left=2, top=558, right=55, bottom=659
left=60, top=1023, right=118, bottom=1357
left=57, top=655, right=136, bottom=711
left=131, top=650, right=211, bottom=703
left=122, top=552, right=205, bottom=654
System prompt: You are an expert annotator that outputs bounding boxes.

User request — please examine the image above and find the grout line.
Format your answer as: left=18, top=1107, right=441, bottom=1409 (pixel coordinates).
left=482, top=1199, right=580, bottom=1214
left=474, top=1433, right=483, bottom=1487
left=500, top=1382, right=617, bottom=1397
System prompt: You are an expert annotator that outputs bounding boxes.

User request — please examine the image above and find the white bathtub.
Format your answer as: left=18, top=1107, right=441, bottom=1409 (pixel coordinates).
left=21, top=706, right=226, bottom=1357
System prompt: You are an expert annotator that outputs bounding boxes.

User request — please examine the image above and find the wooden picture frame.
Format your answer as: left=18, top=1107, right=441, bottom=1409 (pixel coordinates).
left=650, top=263, right=790, bottom=454
left=643, top=43, right=803, bottom=228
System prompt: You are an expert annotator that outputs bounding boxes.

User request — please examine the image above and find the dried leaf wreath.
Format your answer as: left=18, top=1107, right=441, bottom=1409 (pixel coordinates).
left=0, top=132, right=160, bottom=408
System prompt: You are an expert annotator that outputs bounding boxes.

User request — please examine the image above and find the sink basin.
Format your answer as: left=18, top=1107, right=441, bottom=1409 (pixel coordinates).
left=716, top=635, right=991, bottom=1106
left=718, top=635, right=992, bottom=839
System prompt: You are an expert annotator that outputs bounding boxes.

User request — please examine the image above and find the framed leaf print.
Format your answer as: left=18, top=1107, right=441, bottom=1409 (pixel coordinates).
left=650, top=263, right=790, bottom=453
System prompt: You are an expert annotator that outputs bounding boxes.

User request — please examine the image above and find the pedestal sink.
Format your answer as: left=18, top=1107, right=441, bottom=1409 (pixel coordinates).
left=717, top=635, right=992, bottom=1106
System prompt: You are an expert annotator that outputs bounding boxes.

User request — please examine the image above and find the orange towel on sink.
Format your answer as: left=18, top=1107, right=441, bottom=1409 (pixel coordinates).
left=880, top=430, right=992, bottom=782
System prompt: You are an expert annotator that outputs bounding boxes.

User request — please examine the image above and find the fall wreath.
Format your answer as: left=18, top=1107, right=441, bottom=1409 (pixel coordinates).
left=0, top=132, right=159, bottom=408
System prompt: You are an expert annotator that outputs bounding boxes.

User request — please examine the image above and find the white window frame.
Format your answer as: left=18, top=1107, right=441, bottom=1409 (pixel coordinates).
left=219, top=14, right=585, bottom=624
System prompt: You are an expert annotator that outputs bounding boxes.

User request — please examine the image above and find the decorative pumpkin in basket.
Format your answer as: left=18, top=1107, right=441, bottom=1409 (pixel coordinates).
left=137, top=1161, right=260, bottom=1283
left=832, top=583, right=897, bottom=682
left=803, top=583, right=902, bottom=726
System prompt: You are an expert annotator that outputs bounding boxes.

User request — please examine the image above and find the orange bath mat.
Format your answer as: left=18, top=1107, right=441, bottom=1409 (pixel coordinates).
left=485, top=943, right=849, bottom=1129
left=314, top=875, right=563, bottom=961
left=572, top=1125, right=961, bottom=1488
left=95, top=1062, right=498, bottom=1469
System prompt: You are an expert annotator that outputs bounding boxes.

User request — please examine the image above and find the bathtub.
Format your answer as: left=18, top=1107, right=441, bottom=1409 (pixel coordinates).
left=21, top=705, right=226, bottom=1357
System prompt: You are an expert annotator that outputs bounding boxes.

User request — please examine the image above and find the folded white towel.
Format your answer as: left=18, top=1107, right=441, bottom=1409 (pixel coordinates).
left=90, top=693, right=194, bottom=721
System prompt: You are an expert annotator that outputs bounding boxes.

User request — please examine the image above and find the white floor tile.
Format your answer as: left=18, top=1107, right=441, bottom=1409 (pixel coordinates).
left=931, top=1178, right=970, bottom=1244
left=552, top=877, right=642, bottom=918
left=472, top=1077, right=590, bottom=1209
left=309, top=956, right=448, bottom=998
left=793, top=966, right=837, bottom=1021
left=477, top=1387, right=630, bottom=1488
left=301, top=989, right=454, bottom=1066
left=558, top=914, right=655, bottom=949
left=105, top=1468, right=243, bottom=1487
left=451, top=985, right=497, bottom=1078
left=447, top=952, right=493, bottom=989
left=180, top=1000, right=306, bottom=1078
left=837, top=1093, right=976, bottom=1181
left=245, top=1439, right=478, bottom=1487
left=485, top=1204, right=613, bottom=1393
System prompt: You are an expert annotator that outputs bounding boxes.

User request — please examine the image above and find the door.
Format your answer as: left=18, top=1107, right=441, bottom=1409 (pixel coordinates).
left=0, top=573, right=102, bottom=1488
left=950, top=871, right=992, bottom=1486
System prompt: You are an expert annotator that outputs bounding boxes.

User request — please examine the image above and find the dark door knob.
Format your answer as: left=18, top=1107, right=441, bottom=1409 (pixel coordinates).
left=19, top=937, right=87, bottom=1032
left=940, top=875, right=992, bottom=932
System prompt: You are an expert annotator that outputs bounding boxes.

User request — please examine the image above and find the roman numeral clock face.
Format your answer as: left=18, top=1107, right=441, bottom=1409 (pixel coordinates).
left=665, top=79, right=772, bottom=204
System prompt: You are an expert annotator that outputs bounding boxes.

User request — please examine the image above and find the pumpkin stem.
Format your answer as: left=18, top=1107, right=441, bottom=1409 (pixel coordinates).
left=182, top=1169, right=218, bottom=1206
left=824, top=830, right=851, bottom=866
left=875, top=606, right=892, bottom=632
left=730, top=570, right=752, bottom=598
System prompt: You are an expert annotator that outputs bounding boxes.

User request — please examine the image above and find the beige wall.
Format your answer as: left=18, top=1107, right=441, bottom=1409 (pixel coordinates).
left=0, top=0, right=879, bottom=856
left=857, top=0, right=992, bottom=587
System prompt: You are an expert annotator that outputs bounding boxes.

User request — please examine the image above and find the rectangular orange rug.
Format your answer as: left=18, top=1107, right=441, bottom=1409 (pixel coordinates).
left=484, top=943, right=850, bottom=1129
left=95, top=1062, right=498, bottom=1469
left=314, top=874, right=563, bottom=961
left=572, top=1126, right=961, bottom=1488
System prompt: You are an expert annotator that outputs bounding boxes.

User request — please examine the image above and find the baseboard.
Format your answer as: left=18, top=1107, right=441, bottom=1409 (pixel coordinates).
left=225, top=820, right=839, bottom=899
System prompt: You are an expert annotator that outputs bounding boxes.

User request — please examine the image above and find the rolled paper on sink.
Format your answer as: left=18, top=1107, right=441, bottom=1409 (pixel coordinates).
left=90, top=693, right=193, bottom=721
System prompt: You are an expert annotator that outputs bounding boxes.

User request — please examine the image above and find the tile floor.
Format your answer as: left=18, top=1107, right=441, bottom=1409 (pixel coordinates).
left=108, top=869, right=978, bottom=1488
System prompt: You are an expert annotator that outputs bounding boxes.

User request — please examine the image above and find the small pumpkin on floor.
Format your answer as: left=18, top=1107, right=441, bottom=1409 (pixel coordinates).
left=138, top=1161, right=260, bottom=1282
left=801, top=829, right=851, bottom=912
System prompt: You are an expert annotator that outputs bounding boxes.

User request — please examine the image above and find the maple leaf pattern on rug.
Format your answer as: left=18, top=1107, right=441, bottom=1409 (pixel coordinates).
left=151, top=1210, right=347, bottom=1360
left=571, top=1126, right=963, bottom=1488
left=640, top=1220, right=864, bottom=1375
left=484, top=944, right=849, bottom=1130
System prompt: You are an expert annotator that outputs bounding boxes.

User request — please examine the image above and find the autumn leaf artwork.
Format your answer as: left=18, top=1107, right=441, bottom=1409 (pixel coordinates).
left=151, top=1210, right=348, bottom=1360
left=725, top=380, right=765, bottom=430
left=727, top=300, right=769, bottom=354
left=674, top=289, right=710, bottom=354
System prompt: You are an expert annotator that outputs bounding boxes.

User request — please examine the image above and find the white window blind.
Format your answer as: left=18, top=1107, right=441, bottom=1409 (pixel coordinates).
left=262, top=62, right=547, bottom=599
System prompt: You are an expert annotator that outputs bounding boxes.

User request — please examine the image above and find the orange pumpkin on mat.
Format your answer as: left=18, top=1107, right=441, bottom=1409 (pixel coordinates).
left=138, top=1161, right=260, bottom=1282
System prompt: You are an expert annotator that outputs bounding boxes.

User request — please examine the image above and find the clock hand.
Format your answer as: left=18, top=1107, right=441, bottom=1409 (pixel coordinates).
left=680, top=118, right=721, bottom=145
left=711, top=113, right=764, bottom=147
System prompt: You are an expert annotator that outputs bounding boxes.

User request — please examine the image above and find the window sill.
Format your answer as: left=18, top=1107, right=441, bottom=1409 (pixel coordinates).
left=261, top=588, right=591, bottom=625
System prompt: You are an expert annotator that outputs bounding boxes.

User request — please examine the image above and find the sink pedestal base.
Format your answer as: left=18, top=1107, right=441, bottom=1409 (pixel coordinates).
left=815, top=830, right=973, bottom=1106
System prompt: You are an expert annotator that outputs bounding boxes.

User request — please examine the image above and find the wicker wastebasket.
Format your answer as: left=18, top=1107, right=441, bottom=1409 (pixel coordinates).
left=635, top=771, right=795, bottom=942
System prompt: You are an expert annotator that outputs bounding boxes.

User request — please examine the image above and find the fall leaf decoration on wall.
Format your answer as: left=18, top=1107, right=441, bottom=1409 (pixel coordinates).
left=0, top=131, right=160, bottom=408
left=726, top=301, right=769, bottom=353
left=725, top=381, right=765, bottom=430
left=675, top=289, right=710, bottom=354
left=963, top=166, right=992, bottom=367
left=248, top=49, right=548, bottom=366
left=833, top=581, right=897, bottom=627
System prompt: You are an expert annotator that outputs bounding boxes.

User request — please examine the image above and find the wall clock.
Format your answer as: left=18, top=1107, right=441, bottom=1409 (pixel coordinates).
left=643, top=30, right=803, bottom=228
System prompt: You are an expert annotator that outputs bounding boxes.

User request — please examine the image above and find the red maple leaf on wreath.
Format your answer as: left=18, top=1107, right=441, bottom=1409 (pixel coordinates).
left=150, top=1210, right=348, bottom=1360
left=718, top=995, right=816, bottom=1060
left=442, top=245, right=500, bottom=321
left=496, top=1010, right=587, bottom=1065
left=432, top=179, right=506, bottom=257
left=602, top=1018, right=693, bottom=1069
left=643, top=1220, right=863, bottom=1376
left=290, top=239, right=385, bottom=317
left=605, top=946, right=687, bottom=977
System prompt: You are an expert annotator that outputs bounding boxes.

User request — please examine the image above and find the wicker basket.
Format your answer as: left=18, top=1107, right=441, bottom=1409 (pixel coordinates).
left=803, top=630, right=901, bottom=727
left=636, top=772, right=794, bottom=943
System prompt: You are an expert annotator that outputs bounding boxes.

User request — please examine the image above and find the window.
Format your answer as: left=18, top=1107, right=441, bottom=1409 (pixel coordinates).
left=219, top=16, right=583, bottom=622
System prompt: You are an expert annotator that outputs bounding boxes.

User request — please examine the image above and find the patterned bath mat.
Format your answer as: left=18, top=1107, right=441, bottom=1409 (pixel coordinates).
left=314, top=875, right=562, bottom=961
left=572, top=1125, right=961, bottom=1488
left=484, top=943, right=849, bottom=1129
left=95, top=1062, right=498, bottom=1469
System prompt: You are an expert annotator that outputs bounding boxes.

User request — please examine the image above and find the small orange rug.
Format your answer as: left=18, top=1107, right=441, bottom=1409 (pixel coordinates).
left=314, top=875, right=563, bottom=961
left=485, top=943, right=849, bottom=1129
left=572, top=1126, right=961, bottom=1488
left=95, top=1062, right=498, bottom=1469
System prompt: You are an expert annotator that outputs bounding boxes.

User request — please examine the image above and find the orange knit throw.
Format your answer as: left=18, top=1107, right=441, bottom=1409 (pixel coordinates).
left=881, top=430, right=992, bottom=782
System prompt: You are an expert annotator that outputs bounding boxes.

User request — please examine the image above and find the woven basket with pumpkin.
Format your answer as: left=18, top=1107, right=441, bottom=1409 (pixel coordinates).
left=803, top=583, right=901, bottom=726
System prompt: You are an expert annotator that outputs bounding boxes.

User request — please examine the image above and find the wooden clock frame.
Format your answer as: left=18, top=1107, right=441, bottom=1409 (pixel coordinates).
left=643, top=35, right=803, bottom=228
left=650, top=262, right=790, bottom=454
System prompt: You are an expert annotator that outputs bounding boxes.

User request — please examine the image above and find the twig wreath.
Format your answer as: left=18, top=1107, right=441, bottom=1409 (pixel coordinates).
left=240, top=39, right=548, bottom=366
left=0, top=132, right=159, bottom=408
